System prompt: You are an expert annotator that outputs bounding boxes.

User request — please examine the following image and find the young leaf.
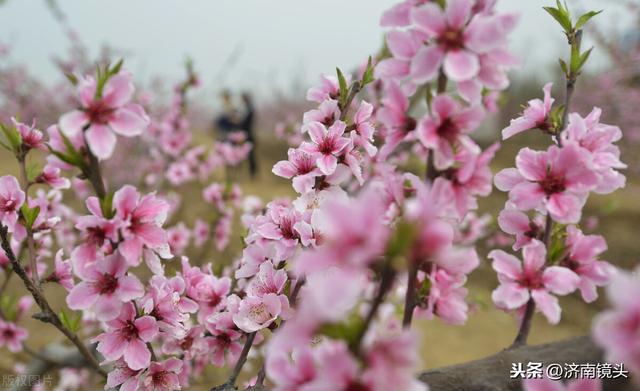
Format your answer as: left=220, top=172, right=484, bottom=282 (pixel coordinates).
left=361, top=56, right=375, bottom=86
left=578, top=47, right=594, bottom=70
left=20, top=204, right=40, bottom=229
left=558, top=58, right=568, bottom=76
left=543, top=6, right=571, bottom=33
left=64, top=72, right=78, bottom=86
left=26, top=163, right=42, bottom=182
left=575, top=10, right=602, bottom=30
left=0, top=123, right=22, bottom=151
left=336, top=67, right=348, bottom=107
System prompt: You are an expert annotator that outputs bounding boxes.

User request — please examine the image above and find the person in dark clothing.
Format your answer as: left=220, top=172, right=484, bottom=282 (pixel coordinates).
left=241, top=92, right=258, bottom=177
left=215, top=89, right=240, bottom=140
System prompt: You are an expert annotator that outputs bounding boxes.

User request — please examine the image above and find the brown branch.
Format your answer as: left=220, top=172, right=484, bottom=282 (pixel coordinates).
left=0, top=225, right=106, bottom=377
left=419, top=336, right=635, bottom=391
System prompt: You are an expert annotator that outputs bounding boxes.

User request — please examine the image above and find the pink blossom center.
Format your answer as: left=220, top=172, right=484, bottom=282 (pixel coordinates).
left=180, top=335, right=194, bottom=351
left=402, top=117, right=417, bottom=134
left=295, top=155, right=316, bottom=175
left=317, top=136, right=340, bottom=155
left=560, top=257, right=580, bottom=272
left=278, top=217, right=298, bottom=240
left=437, top=29, right=465, bottom=51
left=122, top=320, right=140, bottom=340
left=538, top=173, right=566, bottom=195
left=151, top=370, right=170, bottom=387
left=87, top=227, right=108, bottom=245
left=524, top=222, right=541, bottom=239
left=0, top=196, right=16, bottom=212
left=519, top=272, right=543, bottom=290
left=95, top=273, right=119, bottom=295
left=85, top=101, right=115, bottom=125
left=345, top=381, right=371, bottom=391
left=2, top=328, right=15, bottom=340
left=436, top=118, right=460, bottom=142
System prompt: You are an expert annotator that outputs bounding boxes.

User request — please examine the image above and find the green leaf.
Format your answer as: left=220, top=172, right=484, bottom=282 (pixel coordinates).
left=318, top=314, right=364, bottom=346
left=0, top=123, right=22, bottom=151
left=59, top=309, right=82, bottom=333
left=543, top=6, right=571, bottom=33
left=578, top=47, right=594, bottom=70
left=570, top=44, right=581, bottom=73
left=110, top=59, right=124, bottom=76
left=558, top=58, right=568, bottom=76
left=361, top=56, right=375, bottom=86
left=20, top=204, right=40, bottom=229
left=336, top=67, right=348, bottom=107
left=575, top=10, right=602, bottom=30
left=386, top=220, right=417, bottom=260
left=26, top=163, right=41, bottom=182
left=64, top=73, right=78, bottom=86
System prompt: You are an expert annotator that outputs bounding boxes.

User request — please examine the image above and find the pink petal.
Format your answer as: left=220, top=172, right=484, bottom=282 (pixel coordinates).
left=66, top=282, right=99, bottom=310
left=543, top=266, right=580, bottom=295
left=386, top=30, right=419, bottom=60
left=488, top=250, right=522, bottom=280
left=58, top=110, right=89, bottom=137
left=95, top=332, right=127, bottom=360
left=411, top=4, right=446, bottom=35
left=410, top=46, right=445, bottom=84
left=522, top=240, right=546, bottom=274
left=494, top=168, right=524, bottom=191
left=109, top=107, right=146, bottom=137
left=305, top=122, right=326, bottom=145
left=502, top=117, right=537, bottom=140
left=497, top=209, right=530, bottom=235
left=272, top=161, right=297, bottom=179
left=546, top=193, right=583, bottom=224
left=134, top=316, right=159, bottom=342
left=86, top=124, right=117, bottom=160
left=443, top=50, right=479, bottom=82
left=124, top=338, right=151, bottom=370
left=492, top=282, right=529, bottom=310
left=95, top=295, right=123, bottom=321
left=116, top=275, right=144, bottom=302
left=531, top=289, right=561, bottom=324
left=446, top=0, right=473, bottom=29
left=102, top=73, right=134, bottom=108
left=515, top=148, right=547, bottom=181
left=316, top=154, right=338, bottom=175
left=509, top=182, right=545, bottom=210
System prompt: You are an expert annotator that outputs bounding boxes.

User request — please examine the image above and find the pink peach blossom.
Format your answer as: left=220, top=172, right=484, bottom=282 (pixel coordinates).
left=417, top=94, right=484, bottom=169
left=494, top=144, right=598, bottom=224
left=93, top=302, right=159, bottom=370
left=0, top=175, right=25, bottom=232
left=66, top=252, right=144, bottom=321
left=300, top=120, right=351, bottom=175
left=490, top=240, right=579, bottom=324
left=0, top=320, right=28, bottom=352
left=502, top=83, right=554, bottom=139
left=59, top=71, right=149, bottom=160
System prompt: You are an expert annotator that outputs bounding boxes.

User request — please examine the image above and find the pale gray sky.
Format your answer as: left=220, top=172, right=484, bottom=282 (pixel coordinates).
left=0, top=0, right=633, bottom=98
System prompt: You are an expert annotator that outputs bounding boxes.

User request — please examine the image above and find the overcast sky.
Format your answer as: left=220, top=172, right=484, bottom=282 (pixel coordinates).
left=0, top=0, right=634, bottom=99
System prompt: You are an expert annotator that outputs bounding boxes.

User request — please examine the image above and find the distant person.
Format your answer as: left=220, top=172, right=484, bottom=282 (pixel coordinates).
left=241, top=92, right=258, bottom=177
left=215, top=89, right=240, bottom=140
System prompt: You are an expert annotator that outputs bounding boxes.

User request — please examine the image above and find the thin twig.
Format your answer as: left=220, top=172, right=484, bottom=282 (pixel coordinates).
left=0, top=225, right=106, bottom=377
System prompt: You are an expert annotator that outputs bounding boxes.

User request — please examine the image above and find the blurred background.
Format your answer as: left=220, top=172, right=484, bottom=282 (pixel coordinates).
left=0, top=0, right=639, bottom=388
